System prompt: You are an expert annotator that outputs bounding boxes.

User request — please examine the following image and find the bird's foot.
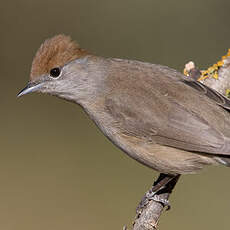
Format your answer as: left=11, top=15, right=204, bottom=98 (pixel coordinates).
left=136, top=187, right=170, bottom=214
left=136, top=189, right=155, bottom=213
left=136, top=174, right=180, bottom=215
left=149, top=194, right=171, bottom=210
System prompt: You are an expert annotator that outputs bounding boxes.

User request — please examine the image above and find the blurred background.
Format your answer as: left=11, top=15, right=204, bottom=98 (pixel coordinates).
left=1, top=0, right=230, bottom=229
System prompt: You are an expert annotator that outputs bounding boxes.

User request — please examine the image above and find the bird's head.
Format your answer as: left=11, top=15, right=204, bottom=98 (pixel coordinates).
left=17, top=34, right=102, bottom=102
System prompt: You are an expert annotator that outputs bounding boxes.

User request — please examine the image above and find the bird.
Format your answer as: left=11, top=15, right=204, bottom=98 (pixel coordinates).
left=18, top=34, right=230, bottom=208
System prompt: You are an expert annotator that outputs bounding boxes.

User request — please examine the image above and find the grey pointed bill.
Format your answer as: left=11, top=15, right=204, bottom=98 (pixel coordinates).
left=17, top=82, right=44, bottom=98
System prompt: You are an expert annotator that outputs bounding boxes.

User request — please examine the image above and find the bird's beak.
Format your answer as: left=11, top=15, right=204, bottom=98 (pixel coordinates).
left=17, top=82, right=44, bottom=98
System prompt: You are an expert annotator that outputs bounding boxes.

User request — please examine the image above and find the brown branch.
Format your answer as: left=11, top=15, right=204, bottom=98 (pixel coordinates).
left=126, top=49, right=230, bottom=230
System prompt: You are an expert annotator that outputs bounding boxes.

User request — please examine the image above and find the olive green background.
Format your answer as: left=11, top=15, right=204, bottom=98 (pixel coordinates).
left=1, top=0, right=230, bottom=229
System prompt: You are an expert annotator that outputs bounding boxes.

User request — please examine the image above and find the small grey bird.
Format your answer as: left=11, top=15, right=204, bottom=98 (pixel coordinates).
left=18, top=35, right=230, bottom=206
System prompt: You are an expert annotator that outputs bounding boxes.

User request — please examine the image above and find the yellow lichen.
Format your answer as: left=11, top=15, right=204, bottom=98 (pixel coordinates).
left=198, top=73, right=209, bottom=81
left=197, top=49, right=230, bottom=81
left=225, top=89, right=230, bottom=98
left=183, top=69, right=189, bottom=76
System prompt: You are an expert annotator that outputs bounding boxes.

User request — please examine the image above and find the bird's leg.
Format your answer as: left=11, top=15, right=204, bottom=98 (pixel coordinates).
left=136, top=173, right=180, bottom=214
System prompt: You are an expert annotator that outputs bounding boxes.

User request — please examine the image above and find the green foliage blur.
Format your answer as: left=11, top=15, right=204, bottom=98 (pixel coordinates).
left=1, top=0, right=230, bottom=229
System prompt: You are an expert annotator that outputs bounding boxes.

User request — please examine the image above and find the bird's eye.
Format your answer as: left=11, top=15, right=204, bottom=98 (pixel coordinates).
left=50, top=67, right=61, bottom=78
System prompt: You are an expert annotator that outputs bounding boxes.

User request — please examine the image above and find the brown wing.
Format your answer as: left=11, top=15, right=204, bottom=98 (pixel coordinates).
left=181, top=79, right=230, bottom=111
left=105, top=68, right=230, bottom=156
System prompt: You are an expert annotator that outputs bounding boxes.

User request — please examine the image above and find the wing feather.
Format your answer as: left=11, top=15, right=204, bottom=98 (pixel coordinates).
left=105, top=68, right=230, bottom=156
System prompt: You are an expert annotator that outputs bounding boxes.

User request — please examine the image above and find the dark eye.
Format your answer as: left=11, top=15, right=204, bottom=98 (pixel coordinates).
left=50, top=67, right=61, bottom=78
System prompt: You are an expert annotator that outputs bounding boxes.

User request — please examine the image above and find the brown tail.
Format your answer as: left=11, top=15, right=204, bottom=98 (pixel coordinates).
left=217, top=157, right=230, bottom=166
